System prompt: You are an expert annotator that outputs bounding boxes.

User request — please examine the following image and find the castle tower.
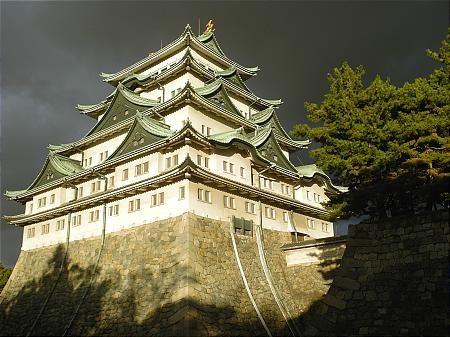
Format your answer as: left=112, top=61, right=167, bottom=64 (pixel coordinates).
left=2, top=24, right=345, bottom=336
left=5, top=24, right=343, bottom=248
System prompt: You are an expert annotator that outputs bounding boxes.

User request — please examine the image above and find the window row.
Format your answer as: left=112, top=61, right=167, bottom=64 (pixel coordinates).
left=306, top=191, right=322, bottom=203
left=36, top=194, right=56, bottom=208
left=27, top=219, right=66, bottom=238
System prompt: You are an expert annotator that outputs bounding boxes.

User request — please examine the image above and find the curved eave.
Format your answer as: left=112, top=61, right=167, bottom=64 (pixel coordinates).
left=209, top=129, right=299, bottom=178
left=5, top=157, right=327, bottom=226
left=50, top=81, right=256, bottom=157
left=4, top=157, right=196, bottom=226
left=122, top=50, right=279, bottom=110
left=102, top=25, right=258, bottom=85
left=101, top=24, right=193, bottom=84
left=197, top=32, right=226, bottom=56
left=252, top=110, right=310, bottom=150
left=83, top=84, right=159, bottom=138
left=6, top=154, right=83, bottom=201
left=297, top=165, right=348, bottom=194
left=250, top=127, right=299, bottom=173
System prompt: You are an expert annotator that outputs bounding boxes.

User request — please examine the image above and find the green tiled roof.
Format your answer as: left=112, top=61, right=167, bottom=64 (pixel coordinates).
left=198, top=32, right=226, bottom=56
left=108, top=113, right=174, bottom=159
left=5, top=153, right=83, bottom=199
left=195, top=79, right=242, bottom=117
left=85, top=84, right=159, bottom=137
left=296, top=164, right=348, bottom=193
left=208, top=127, right=250, bottom=143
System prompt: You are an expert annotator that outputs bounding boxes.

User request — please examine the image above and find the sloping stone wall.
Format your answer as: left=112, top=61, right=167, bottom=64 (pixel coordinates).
left=301, top=210, right=449, bottom=336
left=0, top=213, right=340, bottom=336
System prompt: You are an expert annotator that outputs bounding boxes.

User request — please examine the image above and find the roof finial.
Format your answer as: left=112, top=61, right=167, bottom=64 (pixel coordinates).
left=204, top=19, right=215, bottom=35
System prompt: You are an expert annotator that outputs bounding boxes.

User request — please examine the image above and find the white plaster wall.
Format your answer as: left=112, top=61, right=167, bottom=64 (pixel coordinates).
left=139, top=49, right=187, bottom=78
left=187, top=106, right=234, bottom=135
left=294, top=182, right=329, bottom=209
left=70, top=206, right=104, bottom=242
left=31, top=187, right=68, bottom=214
left=82, top=134, right=127, bottom=168
left=212, top=150, right=252, bottom=186
left=190, top=50, right=224, bottom=73
left=140, top=73, right=190, bottom=103
left=69, top=152, right=82, bottom=162
left=229, top=96, right=259, bottom=119
left=163, top=106, right=189, bottom=131
left=22, top=215, right=68, bottom=250
left=188, top=181, right=291, bottom=232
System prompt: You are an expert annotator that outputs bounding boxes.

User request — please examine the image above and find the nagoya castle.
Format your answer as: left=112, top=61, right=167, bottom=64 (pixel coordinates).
left=1, top=22, right=345, bottom=336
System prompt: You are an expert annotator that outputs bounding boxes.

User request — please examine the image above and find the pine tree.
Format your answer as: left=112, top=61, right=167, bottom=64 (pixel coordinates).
left=292, top=28, right=450, bottom=219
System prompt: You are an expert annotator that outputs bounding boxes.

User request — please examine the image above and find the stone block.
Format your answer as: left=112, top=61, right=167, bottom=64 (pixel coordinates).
left=334, top=276, right=360, bottom=290
left=322, top=294, right=346, bottom=310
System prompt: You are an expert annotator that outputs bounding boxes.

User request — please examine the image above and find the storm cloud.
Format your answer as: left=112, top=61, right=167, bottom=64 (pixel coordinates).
left=1, top=1, right=448, bottom=266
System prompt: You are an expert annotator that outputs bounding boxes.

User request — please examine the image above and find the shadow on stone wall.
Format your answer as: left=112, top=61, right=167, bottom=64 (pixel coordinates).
left=0, top=243, right=288, bottom=336
left=0, top=244, right=110, bottom=336
left=295, top=211, right=449, bottom=336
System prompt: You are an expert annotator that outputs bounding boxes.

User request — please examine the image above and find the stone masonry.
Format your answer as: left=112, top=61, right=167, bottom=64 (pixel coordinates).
left=0, top=213, right=340, bottom=336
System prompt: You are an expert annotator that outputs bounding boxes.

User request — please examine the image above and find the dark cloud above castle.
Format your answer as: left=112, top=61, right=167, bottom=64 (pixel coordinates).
left=1, top=1, right=448, bottom=267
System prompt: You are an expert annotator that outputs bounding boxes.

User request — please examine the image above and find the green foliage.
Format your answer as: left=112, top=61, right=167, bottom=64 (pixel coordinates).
left=0, top=262, right=12, bottom=292
left=292, top=28, right=450, bottom=219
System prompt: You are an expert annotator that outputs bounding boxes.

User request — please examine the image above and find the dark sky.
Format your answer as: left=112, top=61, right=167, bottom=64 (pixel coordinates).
left=1, top=1, right=448, bottom=267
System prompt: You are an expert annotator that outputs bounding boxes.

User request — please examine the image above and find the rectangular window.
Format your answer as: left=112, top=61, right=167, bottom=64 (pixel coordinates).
left=322, top=222, right=329, bottom=232
left=108, top=204, right=119, bottom=216
left=29, top=203, right=33, bottom=214
left=223, top=161, right=227, bottom=172
left=171, top=89, right=176, bottom=98
left=197, top=188, right=211, bottom=203
left=201, top=125, right=211, bottom=136
left=264, top=207, right=276, bottom=219
left=204, top=157, right=209, bottom=168
left=197, top=154, right=202, bottom=166
left=128, top=199, right=141, bottom=212
left=77, top=186, right=83, bottom=198
left=91, top=180, right=101, bottom=193
left=37, top=197, right=47, bottom=208
left=84, top=159, right=88, bottom=167
left=283, top=211, right=289, bottom=223
left=56, top=219, right=65, bottom=231
left=240, top=167, right=245, bottom=178
left=245, top=201, right=255, bottom=214
left=173, top=155, right=178, bottom=166
left=72, top=215, right=80, bottom=226
left=89, top=210, right=99, bottom=223
left=166, top=157, right=171, bottom=169
left=223, top=195, right=236, bottom=209
left=88, top=157, right=92, bottom=166
left=135, top=162, right=149, bottom=176
left=179, top=186, right=185, bottom=200
left=27, top=227, right=35, bottom=238
left=306, top=218, right=315, bottom=229
left=108, top=176, right=115, bottom=189
left=50, top=194, right=55, bottom=204
left=41, top=223, right=50, bottom=235
left=306, top=190, right=310, bottom=200
left=229, top=163, right=234, bottom=174
left=151, top=192, right=165, bottom=206
left=122, top=168, right=129, bottom=181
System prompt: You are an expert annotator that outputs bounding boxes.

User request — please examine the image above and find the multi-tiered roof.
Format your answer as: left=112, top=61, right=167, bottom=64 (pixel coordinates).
left=5, top=24, right=345, bottom=229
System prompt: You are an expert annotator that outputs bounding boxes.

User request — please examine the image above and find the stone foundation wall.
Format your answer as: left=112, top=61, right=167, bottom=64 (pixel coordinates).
left=0, top=213, right=340, bottom=336
left=301, top=210, right=449, bottom=336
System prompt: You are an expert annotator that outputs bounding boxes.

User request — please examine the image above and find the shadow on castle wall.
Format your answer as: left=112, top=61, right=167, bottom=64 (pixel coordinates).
left=0, top=244, right=288, bottom=336
left=1, top=211, right=448, bottom=336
